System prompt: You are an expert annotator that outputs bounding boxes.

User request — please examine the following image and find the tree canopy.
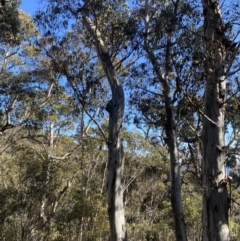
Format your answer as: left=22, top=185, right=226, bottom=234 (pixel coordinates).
left=1, top=0, right=240, bottom=240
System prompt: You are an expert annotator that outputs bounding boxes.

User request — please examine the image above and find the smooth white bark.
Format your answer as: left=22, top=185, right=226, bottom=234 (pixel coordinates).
left=81, top=4, right=127, bottom=241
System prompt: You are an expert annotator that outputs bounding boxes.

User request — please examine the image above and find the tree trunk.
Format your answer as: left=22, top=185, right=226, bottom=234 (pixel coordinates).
left=81, top=4, right=127, bottom=241
left=201, top=0, right=230, bottom=240
left=142, top=1, right=187, bottom=238
left=144, top=44, right=187, bottom=241
left=165, top=91, right=187, bottom=241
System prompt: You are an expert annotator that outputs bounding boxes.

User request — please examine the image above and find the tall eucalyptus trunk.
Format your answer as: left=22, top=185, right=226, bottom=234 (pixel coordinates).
left=201, top=0, right=230, bottom=240
left=142, top=1, right=187, bottom=239
left=144, top=46, right=187, bottom=241
left=164, top=77, right=187, bottom=241
left=81, top=3, right=127, bottom=241
left=144, top=37, right=187, bottom=241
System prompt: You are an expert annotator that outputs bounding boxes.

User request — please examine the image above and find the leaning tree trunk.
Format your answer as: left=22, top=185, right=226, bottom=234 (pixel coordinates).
left=201, top=0, right=230, bottom=240
left=81, top=4, right=127, bottom=241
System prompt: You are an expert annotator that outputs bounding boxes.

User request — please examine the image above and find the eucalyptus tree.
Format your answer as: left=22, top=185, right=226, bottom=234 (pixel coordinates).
left=80, top=3, right=128, bottom=240
left=128, top=0, right=206, bottom=239
left=138, top=2, right=186, bottom=238
left=34, top=1, right=137, bottom=239
left=201, top=0, right=240, bottom=239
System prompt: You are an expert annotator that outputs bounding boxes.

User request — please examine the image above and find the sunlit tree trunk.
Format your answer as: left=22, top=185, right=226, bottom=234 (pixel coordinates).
left=201, top=0, right=230, bottom=240
left=81, top=3, right=127, bottom=241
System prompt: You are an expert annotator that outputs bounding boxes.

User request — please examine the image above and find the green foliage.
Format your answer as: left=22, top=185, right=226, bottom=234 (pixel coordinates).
left=0, top=0, right=20, bottom=44
left=1, top=0, right=240, bottom=240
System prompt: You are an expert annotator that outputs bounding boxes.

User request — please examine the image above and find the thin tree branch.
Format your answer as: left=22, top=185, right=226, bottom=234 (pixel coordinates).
left=184, top=93, right=218, bottom=126
left=39, top=81, right=54, bottom=107
left=48, top=144, right=83, bottom=160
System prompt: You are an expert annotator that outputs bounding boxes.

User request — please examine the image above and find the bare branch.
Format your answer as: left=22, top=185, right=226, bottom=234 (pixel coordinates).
left=39, top=81, right=54, bottom=107
left=184, top=93, right=218, bottom=126
left=124, top=167, right=144, bottom=191
left=226, top=42, right=240, bottom=75
left=48, top=144, right=82, bottom=160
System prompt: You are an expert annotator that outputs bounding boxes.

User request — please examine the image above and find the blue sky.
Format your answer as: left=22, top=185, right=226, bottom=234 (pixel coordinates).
left=20, top=0, right=39, bottom=15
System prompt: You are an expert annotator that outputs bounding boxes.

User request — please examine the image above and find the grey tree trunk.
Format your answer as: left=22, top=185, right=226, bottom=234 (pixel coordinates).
left=144, top=45, right=187, bottom=241
left=201, top=0, right=230, bottom=240
left=165, top=80, right=187, bottom=241
left=81, top=4, right=127, bottom=241
left=142, top=2, right=187, bottom=238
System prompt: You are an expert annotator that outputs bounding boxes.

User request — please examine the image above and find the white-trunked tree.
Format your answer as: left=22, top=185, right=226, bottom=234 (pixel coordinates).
left=80, top=2, right=127, bottom=240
